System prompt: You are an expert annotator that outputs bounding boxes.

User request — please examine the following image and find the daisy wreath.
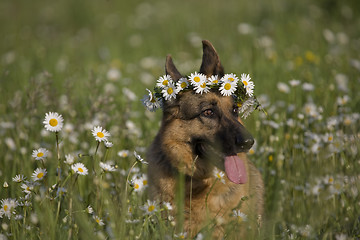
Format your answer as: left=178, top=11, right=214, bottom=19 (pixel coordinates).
left=142, top=72, right=262, bottom=119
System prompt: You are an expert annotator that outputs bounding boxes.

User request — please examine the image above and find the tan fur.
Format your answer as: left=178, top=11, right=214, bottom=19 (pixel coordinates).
left=147, top=40, right=264, bottom=238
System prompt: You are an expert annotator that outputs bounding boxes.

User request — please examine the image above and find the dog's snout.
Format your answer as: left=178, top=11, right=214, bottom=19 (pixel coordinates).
left=235, top=133, right=254, bottom=151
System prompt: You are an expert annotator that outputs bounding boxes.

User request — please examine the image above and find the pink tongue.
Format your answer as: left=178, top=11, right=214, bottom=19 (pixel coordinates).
left=224, top=155, right=247, bottom=184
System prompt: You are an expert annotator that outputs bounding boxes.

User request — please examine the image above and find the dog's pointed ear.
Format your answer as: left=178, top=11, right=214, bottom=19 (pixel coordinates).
left=199, top=40, right=224, bottom=77
left=165, top=55, right=183, bottom=81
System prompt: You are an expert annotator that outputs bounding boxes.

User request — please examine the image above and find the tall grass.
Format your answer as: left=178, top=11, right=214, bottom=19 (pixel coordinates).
left=0, top=0, right=359, bottom=239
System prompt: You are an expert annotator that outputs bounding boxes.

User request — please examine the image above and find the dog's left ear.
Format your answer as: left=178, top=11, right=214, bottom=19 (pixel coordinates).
left=165, top=55, right=183, bottom=81
left=199, top=40, right=224, bottom=78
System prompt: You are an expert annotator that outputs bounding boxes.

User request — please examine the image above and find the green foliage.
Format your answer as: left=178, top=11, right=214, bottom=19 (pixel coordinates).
left=0, top=0, right=359, bottom=239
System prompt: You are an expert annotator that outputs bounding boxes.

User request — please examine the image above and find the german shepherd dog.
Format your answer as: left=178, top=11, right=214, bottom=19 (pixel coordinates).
left=147, top=40, right=264, bottom=238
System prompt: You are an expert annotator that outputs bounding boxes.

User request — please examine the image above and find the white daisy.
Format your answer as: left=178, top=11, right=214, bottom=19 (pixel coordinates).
left=21, top=183, right=33, bottom=194
left=133, top=151, right=148, bottom=164
left=86, top=205, right=94, bottom=214
left=239, top=98, right=257, bottom=119
left=131, top=177, right=144, bottom=192
left=141, top=88, right=163, bottom=112
left=32, top=148, right=49, bottom=161
left=161, top=81, right=178, bottom=101
left=233, top=209, right=248, bottom=223
left=104, top=141, right=113, bottom=148
left=12, top=175, right=25, bottom=183
left=213, top=168, right=226, bottom=184
left=64, top=154, right=75, bottom=165
left=240, top=73, right=255, bottom=97
left=31, top=168, right=47, bottom=181
left=174, top=232, right=188, bottom=239
left=188, top=72, right=206, bottom=87
left=91, top=126, right=110, bottom=142
left=219, top=81, right=237, bottom=96
left=156, top=75, right=172, bottom=88
left=176, top=77, right=190, bottom=92
left=0, top=198, right=18, bottom=219
left=208, top=75, right=219, bottom=85
left=194, top=81, right=210, bottom=94
left=117, top=150, right=130, bottom=158
left=71, top=163, right=88, bottom=176
left=43, top=112, right=64, bottom=132
left=99, top=162, right=116, bottom=172
left=221, top=73, right=239, bottom=84
left=163, top=201, right=173, bottom=211
left=93, top=215, right=105, bottom=226
left=142, top=200, right=158, bottom=215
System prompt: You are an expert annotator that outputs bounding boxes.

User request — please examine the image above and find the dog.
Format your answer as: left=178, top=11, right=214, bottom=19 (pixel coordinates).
left=147, top=40, right=264, bottom=238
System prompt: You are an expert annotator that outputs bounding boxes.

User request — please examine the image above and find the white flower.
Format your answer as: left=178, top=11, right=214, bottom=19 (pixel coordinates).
left=0, top=198, right=18, bottom=219
left=213, top=168, right=226, bottom=184
left=12, top=175, right=25, bottom=183
left=91, top=126, right=110, bottom=142
left=106, top=68, right=121, bottom=81
left=163, top=201, right=173, bottom=211
left=71, top=163, right=88, bottom=176
left=131, top=177, right=144, bottom=192
left=188, top=72, right=206, bottom=87
left=240, top=73, right=255, bottom=97
left=289, top=79, right=301, bottom=87
left=133, top=151, right=148, bottom=164
left=277, top=82, right=290, bottom=94
left=233, top=209, right=248, bottom=222
left=21, top=183, right=33, bottom=194
left=302, top=82, right=315, bottom=91
left=32, top=148, right=49, bottom=161
left=141, top=200, right=158, bottom=215
left=176, top=77, right=190, bottom=91
left=194, top=81, right=210, bottom=94
left=239, top=98, right=257, bottom=119
left=221, top=73, right=239, bottom=84
left=93, top=215, right=105, bottom=226
left=174, top=232, right=188, bottom=239
left=64, top=154, right=75, bottom=165
left=219, top=81, right=237, bottom=96
left=99, top=162, right=116, bottom=172
left=31, top=168, right=47, bottom=181
left=86, top=205, right=94, bottom=214
left=208, top=75, right=219, bottom=85
left=141, top=88, right=163, bottom=112
left=117, top=150, right=130, bottom=158
left=104, top=141, right=113, bottom=148
left=43, top=112, right=64, bottom=132
left=156, top=75, right=172, bottom=88
left=161, top=81, right=178, bottom=101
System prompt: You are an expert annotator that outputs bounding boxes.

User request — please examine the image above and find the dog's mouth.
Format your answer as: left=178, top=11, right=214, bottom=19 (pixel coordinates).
left=194, top=141, right=247, bottom=184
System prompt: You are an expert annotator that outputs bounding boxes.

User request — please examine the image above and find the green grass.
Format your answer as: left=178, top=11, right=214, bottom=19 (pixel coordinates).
left=1, top=0, right=360, bottom=239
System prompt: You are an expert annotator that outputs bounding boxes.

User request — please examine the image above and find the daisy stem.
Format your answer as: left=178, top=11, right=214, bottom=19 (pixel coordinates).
left=56, top=132, right=61, bottom=183
left=125, top=161, right=138, bottom=194
left=189, top=155, right=198, bottom=237
left=205, top=178, right=218, bottom=214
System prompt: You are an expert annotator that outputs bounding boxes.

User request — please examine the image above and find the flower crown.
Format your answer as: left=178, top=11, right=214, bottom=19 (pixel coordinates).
left=142, top=72, right=261, bottom=119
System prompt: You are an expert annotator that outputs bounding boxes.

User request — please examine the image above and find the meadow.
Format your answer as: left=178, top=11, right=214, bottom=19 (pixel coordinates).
left=0, top=0, right=360, bottom=239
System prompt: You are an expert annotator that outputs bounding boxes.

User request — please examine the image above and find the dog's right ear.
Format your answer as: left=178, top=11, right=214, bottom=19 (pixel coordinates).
left=165, top=55, right=183, bottom=81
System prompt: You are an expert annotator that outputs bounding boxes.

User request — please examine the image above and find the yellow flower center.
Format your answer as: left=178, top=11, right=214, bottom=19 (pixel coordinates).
left=237, top=216, right=243, bottom=223
left=148, top=205, right=155, bottom=212
left=97, top=132, right=104, bottom=138
left=213, top=80, right=218, bottom=84
left=216, top=173, right=222, bottom=179
left=200, top=82, right=207, bottom=88
left=162, top=80, right=169, bottom=85
left=242, top=81, right=248, bottom=86
left=228, top=77, right=234, bottom=82
left=181, top=82, right=187, bottom=88
left=37, top=172, right=44, bottom=179
left=4, top=205, right=8, bottom=211
left=167, top=87, right=174, bottom=95
left=328, top=177, right=334, bottom=183
left=143, top=180, right=148, bottom=185
left=268, top=155, right=273, bottom=162
left=27, top=187, right=30, bottom=191
left=96, top=218, right=100, bottom=224
left=328, top=136, right=333, bottom=142
left=78, top=168, right=84, bottom=173
left=49, top=118, right=58, bottom=127
left=224, top=83, right=231, bottom=90
left=37, top=152, right=44, bottom=157
left=194, top=76, right=200, bottom=82
left=249, top=149, right=255, bottom=155
left=134, top=184, right=139, bottom=189
left=150, top=97, right=156, bottom=103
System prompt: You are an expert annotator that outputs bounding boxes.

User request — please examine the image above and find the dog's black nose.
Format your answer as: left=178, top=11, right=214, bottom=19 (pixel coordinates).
left=236, top=135, right=254, bottom=151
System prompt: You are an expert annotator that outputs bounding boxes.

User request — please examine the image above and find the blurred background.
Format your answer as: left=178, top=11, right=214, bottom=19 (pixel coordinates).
left=1, top=0, right=359, bottom=239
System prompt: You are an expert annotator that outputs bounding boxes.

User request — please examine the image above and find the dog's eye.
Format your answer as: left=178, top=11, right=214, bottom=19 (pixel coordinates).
left=233, top=107, right=239, bottom=115
left=202, top=109, right=214, bottom=117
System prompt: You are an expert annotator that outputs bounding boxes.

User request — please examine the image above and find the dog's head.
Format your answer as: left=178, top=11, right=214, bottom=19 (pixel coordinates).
left=160, top=40, right=254, bottom=184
